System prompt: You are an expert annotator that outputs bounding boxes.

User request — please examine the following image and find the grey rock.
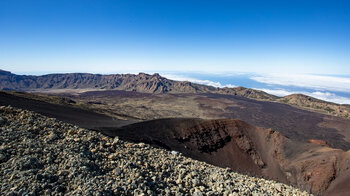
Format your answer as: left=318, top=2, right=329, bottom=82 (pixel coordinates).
left=193, top=191, right=203, bottom=196
left=0, top=153, right=7, bottom=162
left=0, top=117, right=7, bottom=125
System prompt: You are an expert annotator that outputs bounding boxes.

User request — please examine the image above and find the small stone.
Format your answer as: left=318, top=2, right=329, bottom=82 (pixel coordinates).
left=125, top=143, right=133, bottom=148
left=0, top=117, right=7, bottom=125
left=193, top=191, right=203, bottom=196
left=113, top=167, right=122, bottom=175
left=138, top=143, right=146, bottom=147
left=67, top=129, right=76, bottom=135
left=192, top=178, right=201, bottom=186
left=112, top=137, right=119, bottom=145
left=176, top=178, right=182, bottom=184
left=0, top=153, right=7, bottom=162
left=275, top=183, right=283, bottom=192
left=47, top=133, right=57, bottom=141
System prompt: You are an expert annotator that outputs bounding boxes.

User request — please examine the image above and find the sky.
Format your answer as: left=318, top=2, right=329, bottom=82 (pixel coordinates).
left=1, top=0, right=350, bottom=75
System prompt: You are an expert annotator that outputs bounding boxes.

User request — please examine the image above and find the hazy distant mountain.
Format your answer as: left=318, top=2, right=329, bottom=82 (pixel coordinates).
left=0, top=69, right=276, bottom=100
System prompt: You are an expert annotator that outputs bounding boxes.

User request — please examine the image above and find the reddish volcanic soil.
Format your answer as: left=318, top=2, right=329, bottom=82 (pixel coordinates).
left=102, top=119, right=266, bottom=176
left=100, top=118, right=350, bottom=195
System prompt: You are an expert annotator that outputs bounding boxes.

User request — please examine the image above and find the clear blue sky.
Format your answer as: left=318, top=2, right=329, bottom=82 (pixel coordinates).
left=1, top=0, right=350, bottom=75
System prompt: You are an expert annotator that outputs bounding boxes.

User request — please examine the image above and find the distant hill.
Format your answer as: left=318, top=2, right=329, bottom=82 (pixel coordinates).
left=278, top=93, right=350, bottom=119
left=0, top=69, right=276, bottom=100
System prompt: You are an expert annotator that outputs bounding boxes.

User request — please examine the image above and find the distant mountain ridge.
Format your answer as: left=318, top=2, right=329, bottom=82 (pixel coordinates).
left=1, top=69, right=350, bottom=119
left=0, top=69, right=276, bottom=100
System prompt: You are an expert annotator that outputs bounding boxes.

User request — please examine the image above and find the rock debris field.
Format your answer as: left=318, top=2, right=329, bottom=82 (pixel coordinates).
left=0, top=106, right=311, bottom=196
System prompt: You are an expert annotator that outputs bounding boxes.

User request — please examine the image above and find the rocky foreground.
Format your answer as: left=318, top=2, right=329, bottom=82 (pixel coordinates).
left=0, top=106, right=310, bottom=196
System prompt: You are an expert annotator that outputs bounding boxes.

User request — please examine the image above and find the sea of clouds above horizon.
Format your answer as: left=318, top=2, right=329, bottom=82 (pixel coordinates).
left=163, top=72, right=350, bottom=105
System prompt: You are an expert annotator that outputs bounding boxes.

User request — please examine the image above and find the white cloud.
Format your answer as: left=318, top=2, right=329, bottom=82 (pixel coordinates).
left=251, top=73, right=350, bottom=93
left=163, top=74, right=236, bottom=88
left=162, top=73, right=350, bottom=104
left=258, top=88, right=350, bottom=104
left=257, top=89, right=293, bottom=97
left=225, top=84, right=237, bottom=88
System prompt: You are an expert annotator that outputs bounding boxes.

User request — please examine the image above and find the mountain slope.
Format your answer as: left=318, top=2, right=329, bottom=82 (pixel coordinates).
left=1, top=87, right=349, bottom=195
left=1, top=106, right=310, bottom=195
left=0, top=70, right=276, bottom=100
left=57, top=90, right=350, bottom=151
left=101, top=118, right=350, bottom=195
left=278, top=94, right=350, bottom=119
left=0, top=91, right=135, bottom=129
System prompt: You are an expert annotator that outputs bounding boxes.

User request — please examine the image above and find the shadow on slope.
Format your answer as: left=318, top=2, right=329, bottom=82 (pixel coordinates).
left=0, top=91, right=135, bottom=129
left=101, top=118, right=350, bottom=196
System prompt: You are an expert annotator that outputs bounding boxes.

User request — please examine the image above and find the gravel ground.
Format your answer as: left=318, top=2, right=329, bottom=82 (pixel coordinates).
left=0, top=106, right=311, bottom=196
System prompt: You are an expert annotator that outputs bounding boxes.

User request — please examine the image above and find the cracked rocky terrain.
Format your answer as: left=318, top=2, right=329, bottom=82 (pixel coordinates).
left=0, top=106, right=310, bottom=196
